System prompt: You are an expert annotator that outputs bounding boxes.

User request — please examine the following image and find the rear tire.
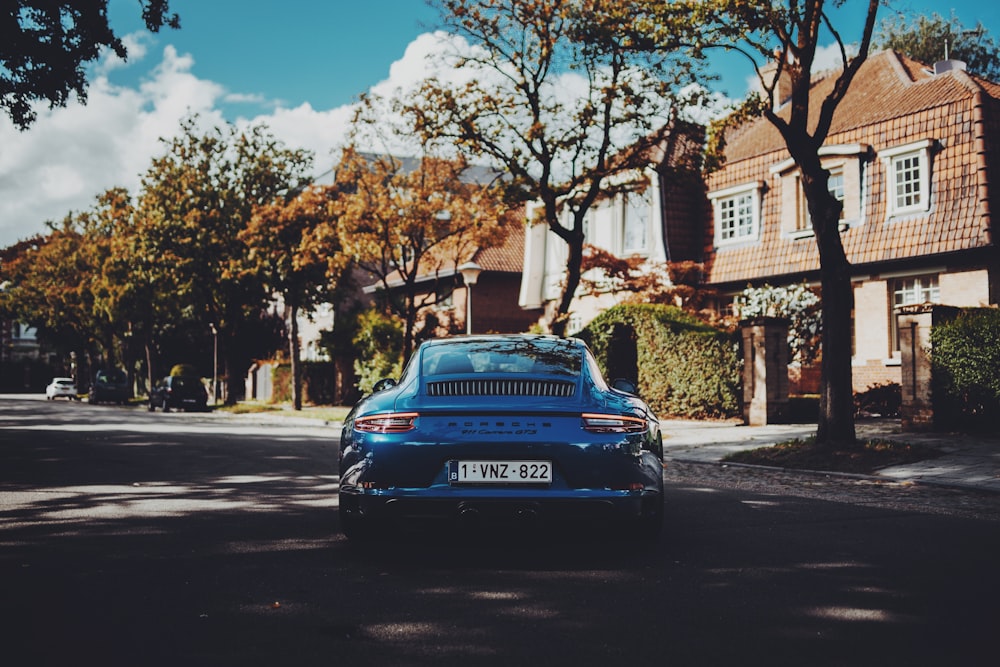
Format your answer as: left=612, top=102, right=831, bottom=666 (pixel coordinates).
left=340, top=508, right=376, bottom=541
left=630, top=497, right=663, bottom=543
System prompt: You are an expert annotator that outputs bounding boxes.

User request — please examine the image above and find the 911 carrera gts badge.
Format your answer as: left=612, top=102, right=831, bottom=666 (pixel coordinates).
left=448, top=420, right=550, bottom=436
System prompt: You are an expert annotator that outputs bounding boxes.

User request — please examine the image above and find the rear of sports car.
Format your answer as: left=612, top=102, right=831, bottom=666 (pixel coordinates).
left=338, top=336, right=664, bottom=540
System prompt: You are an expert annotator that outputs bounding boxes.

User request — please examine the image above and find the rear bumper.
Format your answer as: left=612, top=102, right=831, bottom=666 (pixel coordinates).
left=340, top=486, right=661, bottom=527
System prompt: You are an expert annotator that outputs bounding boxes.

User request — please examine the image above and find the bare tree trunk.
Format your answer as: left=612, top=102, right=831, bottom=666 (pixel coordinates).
left=144, top=338, right=155, bottom=401
left=804, top=175, right=857, bottom=447
left=288, top=303, right=303, bottom=411
left=550, top=229, right=585, bottom=337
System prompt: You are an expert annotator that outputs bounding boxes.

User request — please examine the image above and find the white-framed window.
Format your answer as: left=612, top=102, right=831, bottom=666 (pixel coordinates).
left=622, top=191, right=651, bottom=254
left=890, top=274, right=940, bottom=351
left=710, top=182, right=761, bottom=246
left=881, top=139, right=932, bottom=217
left=583, top=190, right=651, bottom=257
left=772, top=144, right=868, bottom=237
left=795, top=167, right=845, bottom=232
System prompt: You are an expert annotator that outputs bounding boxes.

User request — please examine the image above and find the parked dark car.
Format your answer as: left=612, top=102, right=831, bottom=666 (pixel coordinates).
left=148, top=375, right=208, bottom=412
left=88, top=369, right=130, bottom=405
left=338, top=334, right=664, bottom=541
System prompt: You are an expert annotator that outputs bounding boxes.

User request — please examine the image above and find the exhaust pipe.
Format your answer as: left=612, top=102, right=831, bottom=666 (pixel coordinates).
left=458, top=505, right=481, bottom=530
left=515, top=507, right=539, bottom=529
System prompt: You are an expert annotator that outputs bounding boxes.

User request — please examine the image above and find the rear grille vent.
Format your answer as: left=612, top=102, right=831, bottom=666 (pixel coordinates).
left=426, top=379, right=576, bottom=397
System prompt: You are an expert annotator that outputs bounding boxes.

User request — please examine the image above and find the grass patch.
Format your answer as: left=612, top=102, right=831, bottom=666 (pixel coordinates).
left=722, top=436, right=944, bottom=474
left=217, top=402, right=352, bottom=421
left=217, top=402, right=284, bottom=415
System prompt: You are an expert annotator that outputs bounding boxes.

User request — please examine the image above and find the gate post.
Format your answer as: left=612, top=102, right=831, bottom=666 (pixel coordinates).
left=898, top=304, right=960, bottom=431
left=740, top=317, right=790, bottom=426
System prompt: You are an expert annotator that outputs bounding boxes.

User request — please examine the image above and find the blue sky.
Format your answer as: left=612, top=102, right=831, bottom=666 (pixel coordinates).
left=2, top=1, right=999, bottom=247
left=105, top=0, right=442, bottom=118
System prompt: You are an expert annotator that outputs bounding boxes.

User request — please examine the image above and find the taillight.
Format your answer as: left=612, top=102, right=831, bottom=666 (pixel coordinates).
left=354, top=412, right=418, bottom=434
left=581, top=413, right=647, bottom=434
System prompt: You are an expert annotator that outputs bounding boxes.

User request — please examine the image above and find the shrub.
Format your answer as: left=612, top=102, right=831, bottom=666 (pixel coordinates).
left=930, top=308, right=1000, bottom=431
left=267, top=361, right=337, bottom=405
left=577, top=303, right=741, bottom=418
left=734, top=282, right=822, bottom=365
left=352, top=308, right=404, bottom=395
left=270, top=364, right=292, bottom=403
left=854, top=382, right=901, bottom=417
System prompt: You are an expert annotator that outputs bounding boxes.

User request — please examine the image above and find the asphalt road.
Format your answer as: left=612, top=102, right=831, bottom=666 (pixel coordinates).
left=2, top=396, right=998, bottom=666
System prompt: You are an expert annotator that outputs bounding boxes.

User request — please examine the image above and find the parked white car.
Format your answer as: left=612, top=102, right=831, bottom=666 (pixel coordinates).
left=46, top=377, right=79, bottom=400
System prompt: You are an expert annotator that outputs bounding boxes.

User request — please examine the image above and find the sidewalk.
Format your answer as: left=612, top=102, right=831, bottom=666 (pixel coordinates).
left=661, top=417, right=1000, bottom=494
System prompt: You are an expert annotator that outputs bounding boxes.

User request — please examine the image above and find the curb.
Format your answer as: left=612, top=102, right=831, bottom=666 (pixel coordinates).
left=667, top=456, right=1000, bottom=495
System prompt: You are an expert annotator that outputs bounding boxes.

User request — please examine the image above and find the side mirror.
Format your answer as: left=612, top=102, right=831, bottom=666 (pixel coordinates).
left=611, top=378, right=639, bottom=395
left=372, top=378, right=398, bottom=393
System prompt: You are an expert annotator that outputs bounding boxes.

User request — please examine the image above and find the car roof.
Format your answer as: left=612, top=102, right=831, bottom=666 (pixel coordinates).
left=419, top=334, right=581, bottom=350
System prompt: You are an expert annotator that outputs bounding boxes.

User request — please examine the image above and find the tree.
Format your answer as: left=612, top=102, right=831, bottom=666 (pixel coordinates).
left=0, top=217, right=99, bottom=376
left=580, top=246, right=717, bottom=318
left=241, top=185, right=343, bottom=410
left=98, top=186, right=181, bottom=396
left=407, top=0, right=700, bottom=335
left=137, top=115, right=313, bottom=402
left=2, top=0, right=179, bottom=130
left=331, top=146, right=507, bottom=361
left=638, top=0, right=881, bottom=447
left=876, top=11, right=1000, bottom=80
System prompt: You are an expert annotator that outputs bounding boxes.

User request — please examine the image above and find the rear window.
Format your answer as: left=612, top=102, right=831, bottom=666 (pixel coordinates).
left=422, top=339, right=582, bottom=377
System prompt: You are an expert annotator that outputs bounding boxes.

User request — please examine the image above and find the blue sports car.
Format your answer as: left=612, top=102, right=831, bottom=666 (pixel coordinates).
left=338, top=334, right=664, bottom=540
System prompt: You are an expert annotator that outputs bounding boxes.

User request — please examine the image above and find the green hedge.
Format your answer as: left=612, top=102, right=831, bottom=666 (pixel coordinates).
left=930, top=307, right=1000, bottom=431
left=576, top=303, right=741, bottom=418
left=269, top=361, right=337, bottom=405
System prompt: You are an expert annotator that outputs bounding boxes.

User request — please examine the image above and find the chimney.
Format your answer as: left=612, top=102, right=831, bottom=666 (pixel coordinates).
left=759, top=50, right=794, bottom=111
left=933, top=59, right=967, bottom=75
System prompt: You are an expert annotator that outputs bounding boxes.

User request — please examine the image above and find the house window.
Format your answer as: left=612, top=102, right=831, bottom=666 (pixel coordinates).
left=795, top=168, right=845, bottom=232
left=710, top=183, right=760, bottom=246
left=881, top=139, right=932, bottom=216
left=435, top=282, right=454, bottom=309
left=566, top=313, right=584, bottom=336
left=622, top=192, right=650, bottom=254
left=890, top=274, right=940, bottom=351
left=828, top=169, right=845, bottom=211
left=584, top=191, right=650, bottom=256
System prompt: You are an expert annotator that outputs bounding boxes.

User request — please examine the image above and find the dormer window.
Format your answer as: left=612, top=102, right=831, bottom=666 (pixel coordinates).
left=881, top=139, right=932, bottom=217
left=795, top=167, right=845, bottom=232
left=770, top=144, right=868, bottom=239
left=710, top=182, right=761, bottom=246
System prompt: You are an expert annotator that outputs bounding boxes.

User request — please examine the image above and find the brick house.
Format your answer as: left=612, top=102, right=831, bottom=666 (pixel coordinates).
left=703, top=50, right=999, bottom=392
left=368, top=208, right=544, bottom=337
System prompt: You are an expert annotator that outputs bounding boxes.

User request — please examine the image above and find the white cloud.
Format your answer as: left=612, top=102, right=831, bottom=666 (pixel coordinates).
left=0, top=43, right=227, bottom=246
left=1, top=39, right=372, bottom=247
left=0, top=28, right=723, bottom=247
left=0, top=30, right=499, bottom=247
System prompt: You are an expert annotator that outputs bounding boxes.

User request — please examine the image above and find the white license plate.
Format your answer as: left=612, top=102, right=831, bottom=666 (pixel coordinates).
left=449, top=460, right=552, bottom=484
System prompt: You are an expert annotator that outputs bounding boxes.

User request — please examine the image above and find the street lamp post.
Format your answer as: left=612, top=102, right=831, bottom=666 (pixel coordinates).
left=458, top=261, right=483, bottom=335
